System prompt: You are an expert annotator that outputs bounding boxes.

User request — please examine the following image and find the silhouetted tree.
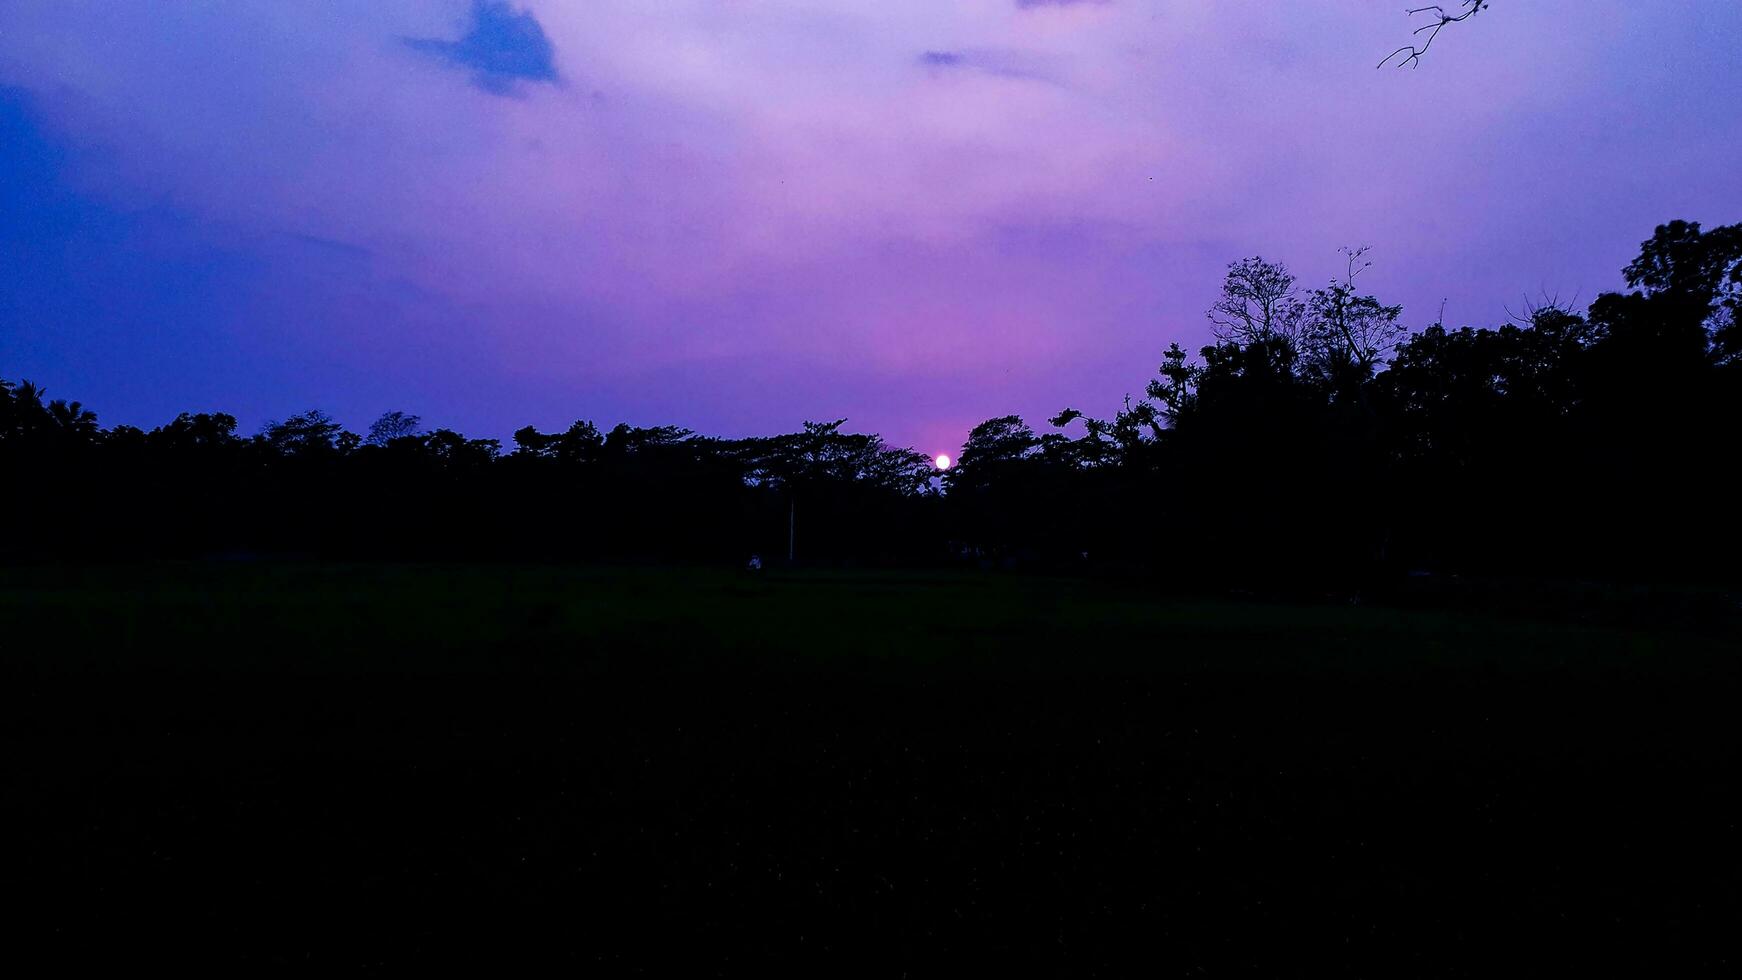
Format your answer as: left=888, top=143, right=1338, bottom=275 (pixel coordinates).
left=150, top=412, right=242, bottom=454
left=46, top=398, right=100, bottom=440
left=422, top=429, right=501, bottom=467
left=1623, top=220, right=1742, bottom=364
left=1208, top=257, right=1306, bottom=347
left=1298, top=247, right=1406, bottom=400
left=4, top=217, right=1736, bottom=582
left=262, top=410, right=349, bottom=458
left=366, top=410, right=423, bottom=447
left=511, top=420, right=605, bottom=465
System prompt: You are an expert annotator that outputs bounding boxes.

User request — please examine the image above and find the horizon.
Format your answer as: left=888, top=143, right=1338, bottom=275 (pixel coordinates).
left=5, top=2, right=1741, bottom=457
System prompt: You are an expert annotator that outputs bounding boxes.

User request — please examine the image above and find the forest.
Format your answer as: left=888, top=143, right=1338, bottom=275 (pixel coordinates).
left=6, top=219, right=1739, bottom=586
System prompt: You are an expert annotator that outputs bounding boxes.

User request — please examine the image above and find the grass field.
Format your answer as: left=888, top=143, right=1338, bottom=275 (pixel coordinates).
left=3, top=563, right=1737, bottom=971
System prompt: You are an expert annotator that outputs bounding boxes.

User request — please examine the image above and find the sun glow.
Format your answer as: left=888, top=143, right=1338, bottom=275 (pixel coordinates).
left=935, top=454, right=951, bottom=470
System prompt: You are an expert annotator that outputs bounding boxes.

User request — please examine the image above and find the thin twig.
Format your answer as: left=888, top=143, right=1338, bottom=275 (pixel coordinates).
left=1379, top=2, right=1489, bottom=69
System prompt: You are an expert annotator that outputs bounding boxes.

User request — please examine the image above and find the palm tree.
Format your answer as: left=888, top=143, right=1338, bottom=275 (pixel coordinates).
left=47, top=399, right=100, bottom=440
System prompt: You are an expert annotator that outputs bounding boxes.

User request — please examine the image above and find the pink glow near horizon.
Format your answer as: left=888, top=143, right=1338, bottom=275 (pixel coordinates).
left=3, top=1, right=1740, bottom=456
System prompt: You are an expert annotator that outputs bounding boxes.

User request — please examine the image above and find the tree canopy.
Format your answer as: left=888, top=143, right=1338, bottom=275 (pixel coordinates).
left=5, top=217, right=1738, bottom=585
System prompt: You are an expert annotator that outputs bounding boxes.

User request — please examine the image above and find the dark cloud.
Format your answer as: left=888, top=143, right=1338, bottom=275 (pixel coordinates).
left=405, top=1, right=559, bottom=96
left=916, top=49, right=1055, bottom=83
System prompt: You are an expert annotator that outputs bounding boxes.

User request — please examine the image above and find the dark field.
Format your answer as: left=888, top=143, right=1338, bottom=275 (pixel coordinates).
left=4, top=563, right=1738, bottom=971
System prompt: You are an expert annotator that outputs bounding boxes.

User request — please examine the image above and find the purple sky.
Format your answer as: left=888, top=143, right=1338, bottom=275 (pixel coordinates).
left=4, top=2, right=1740, bottom=457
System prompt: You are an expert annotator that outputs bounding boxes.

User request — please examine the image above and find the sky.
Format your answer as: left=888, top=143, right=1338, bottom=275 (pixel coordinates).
left=3, top=1, right=1740, bottom=456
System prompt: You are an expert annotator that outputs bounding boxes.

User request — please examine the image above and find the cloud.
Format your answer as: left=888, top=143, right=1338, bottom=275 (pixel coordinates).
left=283, top=231, right=373, bottom=260
left=4, top=1, right=1740, bottom=451
left=405, top=1, right=559, bottom=95
left=916, top=48, right=1057, bottom=83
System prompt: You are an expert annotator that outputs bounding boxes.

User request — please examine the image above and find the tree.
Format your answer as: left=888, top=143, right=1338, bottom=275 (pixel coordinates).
left=948, top=416, right=1039, bottom=495
left=366, top=410, right=423, bottom=447
left=423, top=429, right=500, bottom=467
left=46, top=398, right=100, bottom=440
left=602, top=423, right=692, bottom=459
left=1046, top=409, right=1120, bottom=468
left=261, top=410, right=347, bottom=458
left=1622, top=220, right=1742, bottom=364
left=511, top=420, right=604, bottom=464
left=4, top=214, right=1738, bottom=578
left=1145, top=342, right=1198, bottom=427
left=1208, top=257, right=1306, bottom=347
left=1299, top=247, right=1405, bottom=399
left=1, top=380, right=50, bottom=442
left=753, top=420, right=931, bottom=496
left=149, top=412, right=241, bottom=453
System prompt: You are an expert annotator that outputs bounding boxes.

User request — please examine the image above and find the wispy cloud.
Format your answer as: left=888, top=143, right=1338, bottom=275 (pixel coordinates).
left=916, top=48, right=1057, bottom=83
left=3, top=1, right=1738, bottom=451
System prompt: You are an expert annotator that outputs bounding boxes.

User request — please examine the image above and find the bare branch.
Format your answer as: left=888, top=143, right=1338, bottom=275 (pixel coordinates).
left=1207, top=256, right=1307, bottom=346
left=1506, top=288, right=1582, bottom=327
left=1378, top=1, right=1489, bottom=69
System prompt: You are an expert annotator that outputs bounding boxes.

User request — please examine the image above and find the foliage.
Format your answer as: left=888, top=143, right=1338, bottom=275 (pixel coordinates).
left=4, top=219, right=1738, bottom=584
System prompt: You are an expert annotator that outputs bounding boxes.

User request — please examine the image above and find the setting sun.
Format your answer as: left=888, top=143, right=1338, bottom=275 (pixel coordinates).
left=935, top=454, right=951, bottom=470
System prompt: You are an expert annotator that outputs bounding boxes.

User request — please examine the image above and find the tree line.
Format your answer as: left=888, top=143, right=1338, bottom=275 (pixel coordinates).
left=5, top=219, right=1738, bottom=584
